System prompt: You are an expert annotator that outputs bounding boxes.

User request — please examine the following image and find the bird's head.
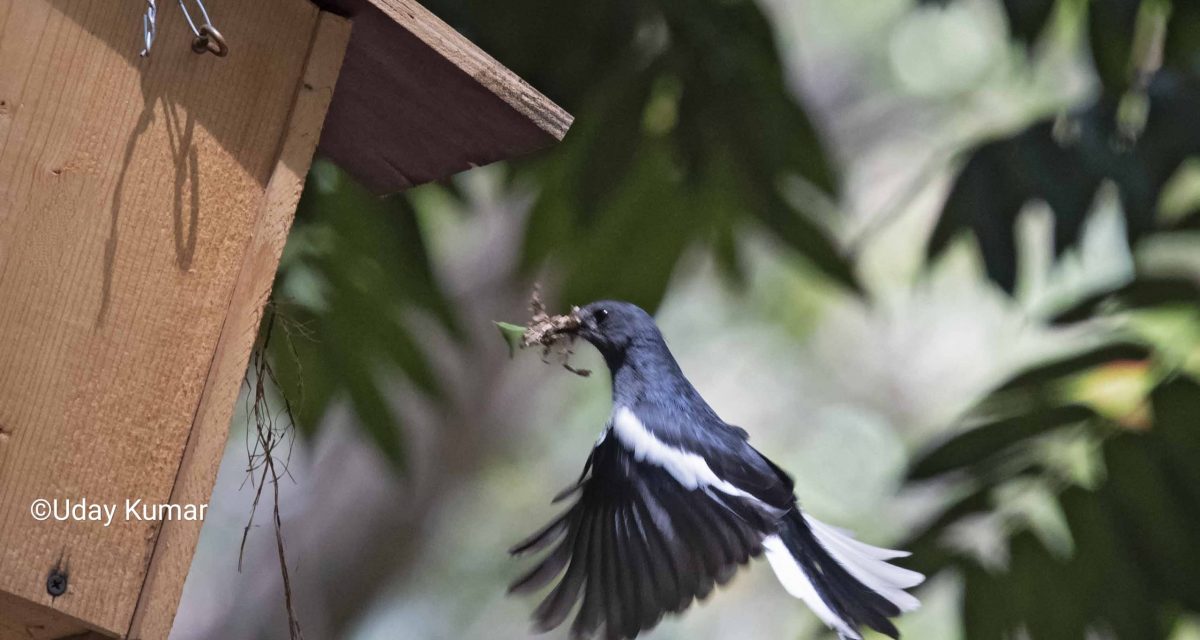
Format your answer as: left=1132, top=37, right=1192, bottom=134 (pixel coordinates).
left=573, top=300, right=660, bottom=360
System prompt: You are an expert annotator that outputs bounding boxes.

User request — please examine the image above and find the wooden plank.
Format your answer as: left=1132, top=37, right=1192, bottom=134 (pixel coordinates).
left=123, top=13, right=352, bottom=640
left=313, top=0, right=572, bottom=192
left=0, top=0, right=324, bottom=635
left=0, top=590, right=101, bottom=639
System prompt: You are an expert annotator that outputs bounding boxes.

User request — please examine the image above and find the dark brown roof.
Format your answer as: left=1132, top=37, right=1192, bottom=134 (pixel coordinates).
left=313, top=0, right=572, bottom=193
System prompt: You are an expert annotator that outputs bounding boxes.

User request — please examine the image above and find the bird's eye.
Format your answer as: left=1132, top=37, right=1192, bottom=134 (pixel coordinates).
left=594, top=308, right=609, bottom=324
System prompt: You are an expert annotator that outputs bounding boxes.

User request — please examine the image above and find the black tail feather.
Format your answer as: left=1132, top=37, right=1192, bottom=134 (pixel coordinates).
left=778, top=511, right=902, bottom=639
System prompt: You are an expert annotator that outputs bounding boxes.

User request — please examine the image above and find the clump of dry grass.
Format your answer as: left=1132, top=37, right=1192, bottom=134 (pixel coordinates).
left=499, top=286, right=591, bottom=377
left=520, top=286, right=581, bottom=347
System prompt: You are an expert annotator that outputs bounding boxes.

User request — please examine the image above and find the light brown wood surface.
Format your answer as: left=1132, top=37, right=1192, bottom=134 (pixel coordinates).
left=313, top=0, right=572, bottom=192
left=123, top=13, right=352, bottom=640
left=0, top=0, right=343, bottom=637
left=0, top=590, right=108, bottom=639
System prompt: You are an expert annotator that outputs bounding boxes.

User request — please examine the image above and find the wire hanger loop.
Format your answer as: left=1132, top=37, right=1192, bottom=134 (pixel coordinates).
left=139, top=0, right=228, bottom=58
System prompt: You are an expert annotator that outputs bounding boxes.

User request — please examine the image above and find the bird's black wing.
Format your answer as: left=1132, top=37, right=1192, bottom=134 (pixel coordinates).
left=509, top=432, right=772, bottom=640
left=630, top=399, right=797, bottom=514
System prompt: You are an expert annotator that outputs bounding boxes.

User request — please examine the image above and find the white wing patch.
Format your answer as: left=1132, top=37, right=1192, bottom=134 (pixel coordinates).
left=610, top=406, right=755, bottom=500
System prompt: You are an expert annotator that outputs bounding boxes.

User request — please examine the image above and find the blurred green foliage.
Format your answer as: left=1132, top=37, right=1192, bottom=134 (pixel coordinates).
left=925, top=0, right=1200, bottom=290
left=906, top=356, right=1200, bottom=639
left=264, top=0, right=1200, bottom=637
left=271, top=0, right=857, bottom=464
left=427, top=0, right=858, bottom=305
left=913, top=3, right=1200, bottom=638
left=268, top=165, right=458, bottom=465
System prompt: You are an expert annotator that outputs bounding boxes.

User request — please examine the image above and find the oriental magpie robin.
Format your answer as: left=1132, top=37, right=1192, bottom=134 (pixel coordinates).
left=510, top=301, right=923, bottom=639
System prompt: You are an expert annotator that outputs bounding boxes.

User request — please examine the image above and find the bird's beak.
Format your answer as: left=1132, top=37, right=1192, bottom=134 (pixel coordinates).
left=568, top=307, right=589, bottom=332
left=573, top=310, right=598, bottom=339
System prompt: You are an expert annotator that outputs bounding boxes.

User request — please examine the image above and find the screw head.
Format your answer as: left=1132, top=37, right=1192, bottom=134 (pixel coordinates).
left=46, top=570, right=67, bottom=597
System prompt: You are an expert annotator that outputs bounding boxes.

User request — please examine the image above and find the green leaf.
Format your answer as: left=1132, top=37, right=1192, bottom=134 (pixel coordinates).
left=495, top=321, right=527, bottom=357
left=386, top=194, right=464, bottom=339
left=928, top=119, right=1105, bottom=291
left=916, top=0, right=1055, bottom=47
left=1088, top=0, right=1143, bottom=94
left=559, top=143, right=696, bottom=309
left=1101, top=432, right=1200, bottom=606
left=927, top=141, right=1022, bottom=290
left=1002, top=0, right=1058, bottom=47
left=1170, top=206, right=1200, bottom=230
left=268, top=163, right=458, bottom=467
left=902, top=484, right=995, bottom=574
left=961, top=561, right=1011, bottom=640
left=575, top=65, right=660, bottom=222
left=265, top=306, right=336, bottom=439
left=908, top=405, right=1097, bottom=481
left=1051, top=275, right=1200, bottom=324
left=1065, top=485, right=1167, bottom=640
left=1010, top=530, right=1091, bottom=639
left=992, top=342, right=1153, bottom=396
left=341, top=358, right=407, bottom=466
left=1163, top=0, right=1200, bottom=71
left=1152, top=377, right=1200, bottom=484
left=660, top=0, right=840, bottom=195
left=1149, top=377, right=1200, bottom=542
left=492, top=0, right=850, bottom=309
left=928, top=69, right=1200, bottom=294
left=1124, top=70, right=1200, bottom=239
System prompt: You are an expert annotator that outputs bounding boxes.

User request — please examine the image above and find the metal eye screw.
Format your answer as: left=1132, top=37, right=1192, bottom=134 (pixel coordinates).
left=179, top=0, right=228, bottom=57
left=139, top=0, right=228, bottom=58
left=190, top=24, right=229, bottom=57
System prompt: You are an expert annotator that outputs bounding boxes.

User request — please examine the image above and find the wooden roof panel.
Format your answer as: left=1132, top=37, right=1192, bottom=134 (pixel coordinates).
left=314, top=0, right=572, bottom=193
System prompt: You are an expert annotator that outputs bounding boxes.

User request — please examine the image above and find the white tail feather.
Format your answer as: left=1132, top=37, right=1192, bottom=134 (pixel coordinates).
left=763, top=535, right=862, bottom=640
left=806, top=515, right=925, bottom=612
left=808, top=518, right=911, bottom=560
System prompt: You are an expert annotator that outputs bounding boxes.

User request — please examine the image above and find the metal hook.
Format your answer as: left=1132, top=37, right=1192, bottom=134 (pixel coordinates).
left=191, top=24, right=228, bottom=57
left=178, top=0, right=228, bottom=57
left=139, top=0, right=227, bottom=58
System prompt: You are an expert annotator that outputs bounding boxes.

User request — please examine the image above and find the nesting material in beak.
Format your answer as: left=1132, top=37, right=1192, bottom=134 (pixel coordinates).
left=518, top=287, right=590, bottom=377
left=521, top=307, right=582, bottom=349
left=520, top=285, right=581, bottom=347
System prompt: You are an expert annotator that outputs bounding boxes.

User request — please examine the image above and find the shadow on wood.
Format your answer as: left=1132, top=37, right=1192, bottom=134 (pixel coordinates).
left=46, top=0, right=571, bottom=195
left=0, top=1, right=344, bottom=637
left=0, top=1, right=569, bottom=638
left=44, top=0, right=319, bottom=185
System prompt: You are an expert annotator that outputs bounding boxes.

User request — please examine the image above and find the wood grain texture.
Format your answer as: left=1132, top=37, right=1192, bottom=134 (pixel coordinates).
left=0, top=590, right=102, bottom=639
left=313, top=0, right=572, bottom=193
left=0, top=0, right=324, bottom=635
left=123, top=13, right=351, bottom=640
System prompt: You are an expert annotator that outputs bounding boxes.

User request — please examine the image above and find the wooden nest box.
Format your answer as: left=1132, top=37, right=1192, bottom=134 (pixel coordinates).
left=0, top=0, right=570, bottom=637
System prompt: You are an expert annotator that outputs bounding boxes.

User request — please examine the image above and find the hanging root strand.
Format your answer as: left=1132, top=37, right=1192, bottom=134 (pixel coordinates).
left=240, top=303, right=305, bottom=640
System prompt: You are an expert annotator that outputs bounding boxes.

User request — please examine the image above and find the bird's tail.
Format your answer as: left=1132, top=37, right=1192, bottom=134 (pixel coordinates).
left=763, top=510, right=924, bottom=640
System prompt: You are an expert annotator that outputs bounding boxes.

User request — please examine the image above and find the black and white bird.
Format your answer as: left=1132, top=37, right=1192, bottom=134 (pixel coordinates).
left=509, top=301, right=923, bottom=640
